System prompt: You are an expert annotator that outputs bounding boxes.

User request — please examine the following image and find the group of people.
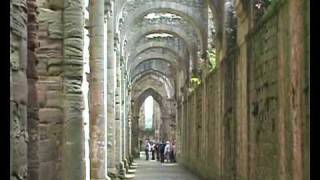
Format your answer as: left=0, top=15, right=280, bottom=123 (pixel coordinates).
left=144, top=139, right=176, bottom=163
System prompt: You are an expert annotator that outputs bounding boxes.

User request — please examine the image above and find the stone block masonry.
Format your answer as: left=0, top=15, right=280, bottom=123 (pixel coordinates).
left=176, top=1, right=309, bottom=179
left=35, top=0, right=65, bottom=179
left=11, top=0, right=29, bottom=179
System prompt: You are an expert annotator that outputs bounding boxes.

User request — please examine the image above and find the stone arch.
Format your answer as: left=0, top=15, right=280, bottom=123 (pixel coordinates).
left=133, top=88, right=164, bottom=117
left=131, top=84, right=174, bottom=133
left=223, top=0, right=237, bottom=50
left=131, top=87, right=167, bottom=157
left=129, top=58, right=187, bottom=87
left=128, top=48, right=181, bottom=74
left=131, top=71, right=175, bottom=99
left=130, top=58, right=176, bottom=75
left=131, top=69, right=174, bottom=91
left=130, top=59, right=175, bottom=80
left=128, top=41, right=188, bottom=63
left=127, top=25, right=197, bottom=55
left=131, top=86, right=170, bottom=156
left=126, top=25, right=197, bottom=72
left=207, top=0, right=224, bottom=49
left=120, top=1, right=206, bottom=53
left=131, top=77, right=171, bottom=124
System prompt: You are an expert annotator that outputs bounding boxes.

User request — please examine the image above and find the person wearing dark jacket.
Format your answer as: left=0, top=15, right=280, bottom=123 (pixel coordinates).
left=159, top=142, right=166, bottom=163
left=155, top=143, right=160, bottom=161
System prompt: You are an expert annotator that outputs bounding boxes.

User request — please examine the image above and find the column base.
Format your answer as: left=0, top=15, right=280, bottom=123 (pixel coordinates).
left=127, top=155, right=134, bottom=166
left=107, top=168, right=119, bottom=180
left=118, top=161, right=126, bottom=176
left=123, top=158, right=129, bottom=173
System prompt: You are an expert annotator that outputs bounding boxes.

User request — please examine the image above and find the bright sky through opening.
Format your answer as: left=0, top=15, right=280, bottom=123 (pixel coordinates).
left=144, top=96, right=153, bottom=129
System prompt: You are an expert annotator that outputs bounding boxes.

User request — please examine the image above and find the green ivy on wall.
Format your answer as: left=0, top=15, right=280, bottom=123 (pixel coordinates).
left=189, top=73, right=202, bottom=92
left=207, top=49, right=216, bottom=72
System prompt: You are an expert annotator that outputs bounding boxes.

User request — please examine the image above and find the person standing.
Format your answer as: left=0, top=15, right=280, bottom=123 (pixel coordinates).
left=144, top=139, right=150, bottom=160
left=159, top=141, right=166, bottom=163
left=171, top=141, right=176, bottom=163
left=155, top=143, right=160, bottom=161
left=151, top=141, right=155, bottom=160
left=164, top=141, right=172, bottom=163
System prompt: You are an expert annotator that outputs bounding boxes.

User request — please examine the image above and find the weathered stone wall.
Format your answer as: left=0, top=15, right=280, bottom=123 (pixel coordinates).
left=62, top=0, right=85, bottom=177
left=36, top=0, right=64, bottom=178
left=250, top=12, right=279, bottom=180
left=138, top=102, right=145, bottom=130
left=10, top=0, right=29, bottom=179
left=10, top=0, right=308, bottom=179
left=35, top=0, right=85, bottom=179
left=11, top=0, right=86, bottom=179
left=27, top=0, right=39, bottom=179
left=177, top=1, right=309, bottom=179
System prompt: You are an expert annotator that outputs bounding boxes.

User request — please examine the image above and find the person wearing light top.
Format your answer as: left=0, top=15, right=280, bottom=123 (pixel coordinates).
left=144, top=139, right=151, bottom=160
left=164, top=141, right=172, bottom=163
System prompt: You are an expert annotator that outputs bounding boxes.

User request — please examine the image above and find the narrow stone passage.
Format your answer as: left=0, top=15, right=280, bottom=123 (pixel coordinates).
left=132, top=152, right=202, bottom=180
left=10, top=0, right=309, bottom=179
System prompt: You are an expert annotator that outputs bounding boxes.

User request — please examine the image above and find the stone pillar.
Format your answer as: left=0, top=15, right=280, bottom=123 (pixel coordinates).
left=106, top=0, right=117, bottom=176
left=277, top=2, right=290, bottom=180
left=128, top=107, right=132, bottom=160
left=131, top=115, right=140, bottom=158
left=83, top=2, right=91, bottom=178
left=160, top=116, right=169, bottom=141
left=10, top=0, right=28, bottom=179
left=235, top=0, right=249, bottom=179
left=88, top=0, right=109, bottom=179
left=62, top=0, right=85, bottom=179
left=120, top=64, right=128, bottom=172
left=120, top=67, right=124, bottom=160
left=27, top=0, right=39, bottom=179
left=36, top=0, right=65, bottom=178
left=126, top=89, right=133, bottom=160
left=153, top=102, right=161, bottom=142
left=114, top=36, right=124, bottom=175
left=289, top=1, right=306, bottom=179
left=125, top=85, right=131, bottom=165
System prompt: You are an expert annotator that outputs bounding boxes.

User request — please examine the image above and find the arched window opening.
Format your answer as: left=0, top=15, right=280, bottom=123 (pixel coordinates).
left=146, top=33, right=173, bottom=39
left=144, top=12, right=182, bottom=20
left=142, top=12, right=184, bottom=27
left=144, top=96, right=154, bottom=129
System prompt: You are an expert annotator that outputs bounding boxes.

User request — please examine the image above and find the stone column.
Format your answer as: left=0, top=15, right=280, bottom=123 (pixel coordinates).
left=106, top=0, right=117, bottom=176
left=114, top=36, right=124, bottom=175
left=88, top=0, right=109, bottom=179
left=131, top=115, right=140, bottom=158
left=27, top=0, right=39, bottom=179
left=128, top=106, right=132, bottom=160
left=10, top=0, right=28, bottom=179
left=235, top=1, right=249, bottom=179
left=289, top=1, right=306, bottom=179
left=126, top=88, right=133, bottom=160
left=120, top=63, right=128, bottom=172
left=125, top=82, right=131, bottom=165
left=277, top=2, right=290, bottom=180
left=62, top=0, right=85, bottom=179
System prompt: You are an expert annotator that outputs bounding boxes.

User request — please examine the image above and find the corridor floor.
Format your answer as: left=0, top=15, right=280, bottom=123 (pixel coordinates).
left=132, top=152, right=202, bottom=180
